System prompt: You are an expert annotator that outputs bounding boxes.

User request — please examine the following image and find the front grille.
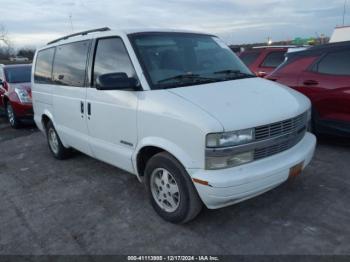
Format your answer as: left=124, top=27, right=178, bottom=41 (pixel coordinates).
left=255, top=112, right=307, bottom=141
left=253, top=112, right=308, bottom=160
left=254, top=130, right=305, bottom=160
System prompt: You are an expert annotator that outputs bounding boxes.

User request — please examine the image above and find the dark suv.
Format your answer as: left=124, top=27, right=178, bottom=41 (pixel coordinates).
left=267, top=41, right=350, bottom=137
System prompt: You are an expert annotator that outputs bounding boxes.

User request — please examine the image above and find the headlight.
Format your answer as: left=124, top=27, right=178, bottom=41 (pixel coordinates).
left=206, top=151, right=254, bottom=170
left=206, top=128, right=254, bottom=148
left=206, top=128, right=255, bottom=170
left=15, top=88, right=31, bottom=104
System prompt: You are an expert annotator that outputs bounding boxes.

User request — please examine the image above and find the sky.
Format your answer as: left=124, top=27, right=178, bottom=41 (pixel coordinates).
left=0, top=0, right=348, bottom=48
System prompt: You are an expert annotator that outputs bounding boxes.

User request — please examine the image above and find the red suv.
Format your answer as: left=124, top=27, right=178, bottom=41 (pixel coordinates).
left=0, top=64, right=33, bottom=128
left=239, top=47, right=288, bottom=77
left=267, top=41, right=350, bottom=137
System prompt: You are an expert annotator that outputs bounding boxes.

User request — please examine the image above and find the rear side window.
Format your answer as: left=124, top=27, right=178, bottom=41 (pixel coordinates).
left=5, top=66, right=32, bottom=83
left=34, top=48, right=55, bottom=84
left=261, top=51, right=286, bottom=68
left=315, top=50, right=350, bottom=76
left=93, top=37, right=138, bottom=86
left=240, top=52, right=260, bottom=66
left=53, top=41, right=90, bottom=87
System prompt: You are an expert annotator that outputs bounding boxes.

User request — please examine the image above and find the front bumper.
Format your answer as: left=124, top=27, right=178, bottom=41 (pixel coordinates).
left=188, top=132, right=317, bottom=209
left=11, top=101, right=33, bottom=118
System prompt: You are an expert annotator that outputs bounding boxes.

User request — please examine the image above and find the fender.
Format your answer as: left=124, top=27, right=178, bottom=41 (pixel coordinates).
left=132, top=136, right=197, bottom=181
left=38, top=110, right=69, bottom=148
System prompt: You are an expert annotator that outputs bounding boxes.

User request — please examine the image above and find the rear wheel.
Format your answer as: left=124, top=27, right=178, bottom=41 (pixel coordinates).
left=145, top=152, right=203, bottom=223
left=6, top=102, right=21, bottom=129
left=46, top=121, right=71, bottom=160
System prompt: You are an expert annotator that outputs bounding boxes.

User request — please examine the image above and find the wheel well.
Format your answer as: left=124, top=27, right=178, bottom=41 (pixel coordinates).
left=3, top=96, right=8, bottom=106
left=42, top=115, right=51, bottom=131
left=137, top=146, right=164, bottom=177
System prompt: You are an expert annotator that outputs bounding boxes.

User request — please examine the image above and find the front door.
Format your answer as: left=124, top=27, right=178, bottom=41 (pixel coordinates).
left=86, top=37, right=139, bottom=173
left=297, top=49, right=350, bottom=124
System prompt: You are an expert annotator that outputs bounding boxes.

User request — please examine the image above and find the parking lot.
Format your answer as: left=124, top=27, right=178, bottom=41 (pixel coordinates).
left=0, top=115, right=350, bottom=255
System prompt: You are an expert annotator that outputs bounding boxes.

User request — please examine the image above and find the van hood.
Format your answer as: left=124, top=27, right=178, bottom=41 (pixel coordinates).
left=168, top=78, right=310, bottom=131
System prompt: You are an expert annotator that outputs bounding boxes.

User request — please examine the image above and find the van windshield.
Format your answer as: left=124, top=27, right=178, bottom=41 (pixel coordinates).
left=129, top=33, right=255, bottom=90
left=5, top=66, right=32, bottom=83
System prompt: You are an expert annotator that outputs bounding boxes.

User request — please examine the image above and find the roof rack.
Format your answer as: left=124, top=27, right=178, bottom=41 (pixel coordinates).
left=47, top=27, right=111, bottom=45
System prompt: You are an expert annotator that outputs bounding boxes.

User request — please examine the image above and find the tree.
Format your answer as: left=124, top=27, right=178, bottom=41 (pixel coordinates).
left=0, top=24, right=14, bottom=60
left=0, top=24, right=10, bottom=46
left=17, top=49, right=35, bottom=60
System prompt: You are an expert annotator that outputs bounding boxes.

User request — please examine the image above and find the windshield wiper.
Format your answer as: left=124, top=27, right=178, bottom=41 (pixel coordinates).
left=158, top=74, right=217, bottom=84
left=214, top=70, right=256, bottom=78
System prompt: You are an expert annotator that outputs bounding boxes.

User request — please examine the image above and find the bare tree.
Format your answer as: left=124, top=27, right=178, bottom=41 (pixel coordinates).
left=0, top=24, right=10, bottom=46
left=0, top=24, right=15, bottom=59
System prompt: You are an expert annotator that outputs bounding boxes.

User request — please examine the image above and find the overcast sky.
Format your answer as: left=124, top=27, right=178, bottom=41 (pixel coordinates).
left=0, top=0, right=348, bottom=48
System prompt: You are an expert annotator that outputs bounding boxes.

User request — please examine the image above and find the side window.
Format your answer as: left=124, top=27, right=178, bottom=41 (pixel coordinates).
left=34, top=48, right=55, bottom=84
left=240, top=52, right=260, bottom=66
left=53, top=41, right=90, bottom=87
left=315, top=50, right=350, bottom=76
left=261, top=51, right=286, bottom=68
left=93, top=37, right=138, bottom=87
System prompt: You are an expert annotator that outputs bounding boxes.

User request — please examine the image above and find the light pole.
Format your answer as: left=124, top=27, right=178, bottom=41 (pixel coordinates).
left=343, top=0, right=348, bottom=26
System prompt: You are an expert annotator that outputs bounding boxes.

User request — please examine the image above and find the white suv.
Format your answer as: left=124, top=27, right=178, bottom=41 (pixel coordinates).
left=32, top=27, right=316, bottom=223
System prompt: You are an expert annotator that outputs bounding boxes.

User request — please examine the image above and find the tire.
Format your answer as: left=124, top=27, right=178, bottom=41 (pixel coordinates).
left=145, top=152, right=203, bottom=224
left=46, top=121, right=71, bottom=160
left=6, top=102, right=21, bottom=128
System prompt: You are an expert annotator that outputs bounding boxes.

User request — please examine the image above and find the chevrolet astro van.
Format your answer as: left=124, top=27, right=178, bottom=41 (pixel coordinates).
left=32, top=28, right=317, bottom=223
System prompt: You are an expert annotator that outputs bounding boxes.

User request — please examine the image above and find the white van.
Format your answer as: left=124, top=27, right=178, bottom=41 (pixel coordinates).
left=32, top=27, right=316, bottom=223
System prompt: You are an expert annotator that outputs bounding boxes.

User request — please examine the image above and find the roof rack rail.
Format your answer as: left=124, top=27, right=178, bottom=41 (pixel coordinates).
left=47, top=27, right=111, bottom=45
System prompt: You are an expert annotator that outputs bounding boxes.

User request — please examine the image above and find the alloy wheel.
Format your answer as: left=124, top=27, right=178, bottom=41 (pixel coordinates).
left=150, top=168, right=180, bottom=213
left=7, top=104, right=15, bottom=126
left=48, top=128, right=59, bottom=154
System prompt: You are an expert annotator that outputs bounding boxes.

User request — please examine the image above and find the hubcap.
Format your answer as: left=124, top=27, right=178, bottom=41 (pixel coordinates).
left=7, top=105, right=15, bottom=125
left=150, top=168, right=180, bottom=213
left=48, top=128, right=59, bottom=154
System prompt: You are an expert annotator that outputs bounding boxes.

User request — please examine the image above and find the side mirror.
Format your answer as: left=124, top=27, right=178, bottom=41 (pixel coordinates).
left=96, top=73, right=138, bottom=91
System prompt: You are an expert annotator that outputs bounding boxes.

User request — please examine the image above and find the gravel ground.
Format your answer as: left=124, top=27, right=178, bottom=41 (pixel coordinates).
left=0, top=115, right=350, bottom=255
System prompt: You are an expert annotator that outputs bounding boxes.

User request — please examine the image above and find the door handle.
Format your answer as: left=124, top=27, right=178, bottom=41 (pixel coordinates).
left=80, top=101, right=84, bottom=114
left=87, top=102, right=91, bottom=116
left=303, top=80, right=319, bottom=86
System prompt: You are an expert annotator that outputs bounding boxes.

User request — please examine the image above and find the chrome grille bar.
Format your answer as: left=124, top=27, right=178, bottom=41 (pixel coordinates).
left=255, top=112, right=307, bottom=141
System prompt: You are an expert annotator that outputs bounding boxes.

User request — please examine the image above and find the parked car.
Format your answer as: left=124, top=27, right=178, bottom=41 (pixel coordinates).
left=32, top=28, right=316, bottom=223
left=267, top=41, right=350, bottom=138
left=239, top=46, right=289, bottom=77
left=9, top=56, right=30, bottom=62
left=0, top=64, right=33, bottom=128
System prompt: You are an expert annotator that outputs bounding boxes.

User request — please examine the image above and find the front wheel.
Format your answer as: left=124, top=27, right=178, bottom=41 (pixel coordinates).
left=145, top=152, right=203, bottom=223
left=6, top=102, right=21, bottom=128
